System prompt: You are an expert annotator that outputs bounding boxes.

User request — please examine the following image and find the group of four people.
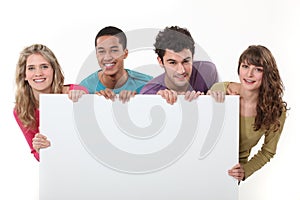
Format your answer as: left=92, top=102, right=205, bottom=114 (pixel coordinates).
left=13, top=25, right=287, bottom=182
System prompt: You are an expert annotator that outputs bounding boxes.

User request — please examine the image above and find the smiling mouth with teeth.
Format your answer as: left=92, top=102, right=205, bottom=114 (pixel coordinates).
left=104, top=63, right=115, bottom=69
left=34, top=78, right=46, bottom=83
left=244, top=79, right=255, bottom=83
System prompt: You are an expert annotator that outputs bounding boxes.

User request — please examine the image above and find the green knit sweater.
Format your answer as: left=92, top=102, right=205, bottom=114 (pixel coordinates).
left=210, top=82, right=286, bottom=179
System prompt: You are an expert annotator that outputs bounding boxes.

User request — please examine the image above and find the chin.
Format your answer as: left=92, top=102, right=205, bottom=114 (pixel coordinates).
left=104, top=70, right=116, bottom=75
left=175, top=82, right=189, bottom=88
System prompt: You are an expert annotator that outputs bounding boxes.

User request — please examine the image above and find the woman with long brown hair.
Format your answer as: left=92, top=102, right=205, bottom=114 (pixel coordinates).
left=211, top=45, right=288, bottom=181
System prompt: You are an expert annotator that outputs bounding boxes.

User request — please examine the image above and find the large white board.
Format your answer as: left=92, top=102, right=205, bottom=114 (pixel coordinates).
left=39, top=95, right=239, bottom=200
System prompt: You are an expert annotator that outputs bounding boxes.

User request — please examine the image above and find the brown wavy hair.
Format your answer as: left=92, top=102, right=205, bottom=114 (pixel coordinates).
left=238, top=45, right=287, bottom=132
left=15, top=44, right=64, bottom=129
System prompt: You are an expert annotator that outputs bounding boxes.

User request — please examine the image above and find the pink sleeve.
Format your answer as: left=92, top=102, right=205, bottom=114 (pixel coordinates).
left=69, top=84, right=89, bottom=94
left=13, top=109, right=40, bottom=161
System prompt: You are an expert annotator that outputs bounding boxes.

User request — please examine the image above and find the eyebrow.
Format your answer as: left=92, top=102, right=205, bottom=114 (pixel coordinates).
left=241, top=62, right=263, bottom=68
left=166, top=57, right=192, bottom=62
left=26, top=63, right=50, bottom=67
left=183, top=57, right=192, bottom=61
left=166, top=59, right=176, bottom=62
left=97, top=45, right=120, bottom=50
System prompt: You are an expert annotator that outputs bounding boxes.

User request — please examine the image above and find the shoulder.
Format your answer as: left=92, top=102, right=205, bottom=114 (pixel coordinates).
left=210, top=82, right=230, bottom=92
left=79, top=71, right=101, bottom=94
left=80, top=71, right=99, bottom=83
left=126, top=69, right=153, bottom=81
left=193, top=60, right=217, bottom=71
left=192, top=61, right=218, bottom=79
left=140, top=74, right=165, bottom=94
left=68, top=84, right=89, bottom=94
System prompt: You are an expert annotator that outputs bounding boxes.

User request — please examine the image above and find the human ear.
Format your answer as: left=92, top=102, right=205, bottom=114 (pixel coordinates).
left=157, top=56, right=164, bottom=68
left=123, top=49, right=129, bottom=59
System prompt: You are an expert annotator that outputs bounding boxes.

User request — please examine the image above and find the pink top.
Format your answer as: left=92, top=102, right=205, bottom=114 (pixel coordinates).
left=13, top=84, right=88, bottom=161
left=14, top=109, right=40, bottom=161
left=68, top=84, right=88, bottom=93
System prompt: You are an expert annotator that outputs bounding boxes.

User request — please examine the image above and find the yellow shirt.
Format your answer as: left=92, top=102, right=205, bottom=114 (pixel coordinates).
left=210, top=82, right=286, bottom=179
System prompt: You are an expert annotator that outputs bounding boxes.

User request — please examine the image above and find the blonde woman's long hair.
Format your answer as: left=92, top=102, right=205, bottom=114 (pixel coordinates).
left=15, top=44, right=64, bottom=129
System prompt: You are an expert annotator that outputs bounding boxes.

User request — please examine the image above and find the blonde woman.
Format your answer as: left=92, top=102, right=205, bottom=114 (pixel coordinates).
left=14, top=44, right=88, bottom=161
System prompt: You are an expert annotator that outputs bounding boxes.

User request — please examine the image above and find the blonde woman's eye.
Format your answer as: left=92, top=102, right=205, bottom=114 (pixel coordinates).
left=41, top=65, right=49, bottom=69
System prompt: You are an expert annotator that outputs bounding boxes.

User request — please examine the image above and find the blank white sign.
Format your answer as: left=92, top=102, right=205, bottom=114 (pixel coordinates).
left=39, top=94, right=239, bottom=200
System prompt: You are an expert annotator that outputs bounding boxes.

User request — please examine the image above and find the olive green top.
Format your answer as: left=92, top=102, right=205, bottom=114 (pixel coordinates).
left=210, top=82, right=286, bottom=179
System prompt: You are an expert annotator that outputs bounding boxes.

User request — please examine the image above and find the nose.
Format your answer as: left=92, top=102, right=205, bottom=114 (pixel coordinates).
left=103, top=51, right=113, bottom=61
left=247, top=68, right=254, bottom=77
left=177, top=63, right=186, bottom=74
left=34, top=67, right=43, bottom=76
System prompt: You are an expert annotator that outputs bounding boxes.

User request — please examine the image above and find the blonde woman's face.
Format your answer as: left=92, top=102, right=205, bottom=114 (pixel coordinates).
left=25, top=53, right=54, bottom=97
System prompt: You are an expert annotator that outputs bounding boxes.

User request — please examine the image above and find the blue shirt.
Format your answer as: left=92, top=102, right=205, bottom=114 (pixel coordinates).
left=80, top=69, right=153, bottom=94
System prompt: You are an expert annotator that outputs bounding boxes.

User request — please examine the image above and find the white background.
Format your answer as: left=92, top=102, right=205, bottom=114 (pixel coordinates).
left=0, top=0, right=299, bottom=199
